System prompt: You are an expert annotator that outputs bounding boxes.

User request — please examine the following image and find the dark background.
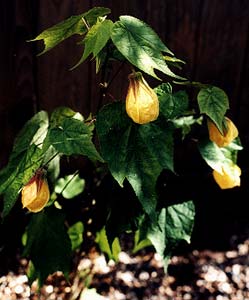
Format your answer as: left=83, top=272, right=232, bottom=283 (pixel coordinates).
left=0, top=0, right=249, bottom=268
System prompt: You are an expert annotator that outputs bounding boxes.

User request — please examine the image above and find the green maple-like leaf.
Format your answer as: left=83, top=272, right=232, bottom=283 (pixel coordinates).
left=23, top=207, right=72, bottom=285
left=111, top=16, right=184, bottom=80
left=30, top=7, right=111, bottom=55
left=47, top=117, right=103, bottom=162
left=96, top=102, right=174, bottom=220
left=1, top=146, right=45, bottom=217
left=0, top=111, right=49, bottom=217
left=72, top=18, right=113, bottom=69
left=146, top=201, right=195, bottom=270
left=155, top=83, right=189, bottom=120
left=11, top=111, right=49, bottom=154
left=197, top=86, right=229, bottom=133
left=50, top=106, right=84, bottom=127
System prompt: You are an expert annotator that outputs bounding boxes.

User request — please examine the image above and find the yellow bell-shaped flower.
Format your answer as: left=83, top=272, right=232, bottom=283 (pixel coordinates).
left=213, top=163, right=241, bottom=189
left=207, top=117, right=238, bottom=147
left=126, top=72, right=159, bottom=124
left=21, top=169, right=50, bottom=213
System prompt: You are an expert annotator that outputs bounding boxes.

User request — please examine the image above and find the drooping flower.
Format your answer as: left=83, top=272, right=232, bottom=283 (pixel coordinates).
left=213, top=163, right=241, bottom=189
left=207, top=117, right=238, bottom=147
left=126, top=72, right=159, bottom=124
left=21, top=169, right=50, bottom=213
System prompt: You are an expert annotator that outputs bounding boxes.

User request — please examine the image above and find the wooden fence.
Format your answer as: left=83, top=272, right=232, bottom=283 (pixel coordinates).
left=1, top=0, right=249, bottom=167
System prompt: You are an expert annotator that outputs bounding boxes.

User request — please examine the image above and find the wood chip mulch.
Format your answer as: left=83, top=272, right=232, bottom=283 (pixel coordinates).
left=0, top=239, right=249, bottom=300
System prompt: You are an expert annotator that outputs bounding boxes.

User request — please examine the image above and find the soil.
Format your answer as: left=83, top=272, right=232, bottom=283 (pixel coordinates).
left=0, top=237, right=249, bottom=300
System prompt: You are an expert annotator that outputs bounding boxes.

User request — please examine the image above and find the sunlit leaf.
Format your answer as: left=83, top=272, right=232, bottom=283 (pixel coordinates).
left=132, top=230, right=152, bottom=254
left=95, top=227, right=121, bottom=261
left=11, top=111, right=48, bottom=157
left=50, top=106, right=84, bottom=127
left=173, top=116, right=203, bottom=139
left=72, top=18, right=113, bottom=69
left=220, top=137, right=243, bottom=164
left=198, top=139, right=226, bottom=173
left=30, top=7, right=111, bottom=55
left=111, top=16, right=184, bottom=80
left=199, top=132, right=243, bottom=193
left=43, top=145, right=61, bottom=183
left=68, top=221, right=84, bottom=251
left=197, top=86, right=229, bottom=133
left=55, top=174, right=85, bottom=199
left=48, top=118, right=103, bottom=162
left=0, top=112, right=49, bottom=217
left=164, top=55, right=185, bottom=64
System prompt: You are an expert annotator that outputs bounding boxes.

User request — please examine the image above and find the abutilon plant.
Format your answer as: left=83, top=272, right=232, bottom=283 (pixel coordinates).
left=0, top=6, right=243, bottom=288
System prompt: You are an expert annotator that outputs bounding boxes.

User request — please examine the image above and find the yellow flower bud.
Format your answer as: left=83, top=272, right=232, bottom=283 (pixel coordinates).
left=126, top=72, right=159, bottom=124
left=21, top=169, right=50, bottom=213
left=207, top=117, right=238, bottom=147
left=213, top=163, right=241, bottom=189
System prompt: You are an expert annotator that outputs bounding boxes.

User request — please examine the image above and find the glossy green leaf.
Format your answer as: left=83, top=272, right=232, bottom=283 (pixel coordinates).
left=30, top=7, right=111, bottom=55
left=155, top=83, right=189, bottom=120
left=95, top=227, right=121, bottom=261
left=0, top=111, right=49, bottom=217
left=220, top=137, right=243, bottom=164
left=23, top=207, right=72, bottom=285
left=164, top=55, right=186, bottom=69
left=50, top=106, right=84, bottom=128
left=48, top=118, right=103, bottom=162
left=43, top=145, right=61, bottom=183
left=111, top=16, right=184, bottom=80
left=96, top=102, right=174, bottom=220
left=0, top=111, right=48, bottom=194
left=198, top=139, right=226, bottom=173
left=72, top=19, right=113, bottom=69
left=154, top=82, right=172, bottom=95
left=4, top=146, right=46, bottom=217
left=11, top=111, right=48, bottom=157
left=55, top=174, right=85, bottom=199
left=146, top=201, right=195, bottom=270
left=197, top=86, right=229, bottom=133
left=68, top=221, right=84, bottom=251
